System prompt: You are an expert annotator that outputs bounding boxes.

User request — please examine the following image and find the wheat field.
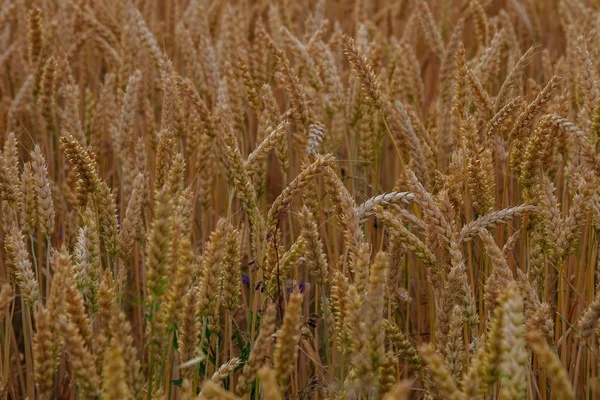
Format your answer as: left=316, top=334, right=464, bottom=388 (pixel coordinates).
left=0, top=0, right=600, bottom=398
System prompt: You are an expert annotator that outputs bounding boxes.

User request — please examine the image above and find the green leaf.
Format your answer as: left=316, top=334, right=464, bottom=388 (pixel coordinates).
left=170, top=378, right=183, bottom=387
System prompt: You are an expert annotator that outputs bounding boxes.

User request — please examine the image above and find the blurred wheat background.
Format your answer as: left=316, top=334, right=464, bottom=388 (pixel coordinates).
left=0, top=0, right=598, bottom=398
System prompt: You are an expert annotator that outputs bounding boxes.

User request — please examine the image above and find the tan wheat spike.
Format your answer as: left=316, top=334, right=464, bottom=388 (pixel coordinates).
left=526, top=331, right=575, bottom=400
left=267, top=154, right=334, bottom=230
left=460, top=205, right=536, bottom=242
left=418, top=343, right=462, bottom=400
left=356, top=191, right=416, bottom=222
left=513, top=75, right=563, bottom=142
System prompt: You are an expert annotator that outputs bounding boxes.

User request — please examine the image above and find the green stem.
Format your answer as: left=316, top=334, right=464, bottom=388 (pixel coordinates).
left=192, top=318, right=208, bottom=394
left=29, top=235, right=39, bottom=293
left=22, top=302, right=34, bottom=399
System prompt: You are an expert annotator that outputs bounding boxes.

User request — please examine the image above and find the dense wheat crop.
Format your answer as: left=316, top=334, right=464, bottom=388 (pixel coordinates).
left=2, top=0, right=600, bottom=398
